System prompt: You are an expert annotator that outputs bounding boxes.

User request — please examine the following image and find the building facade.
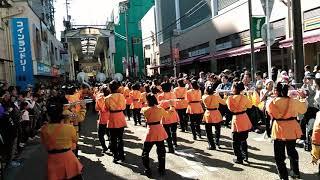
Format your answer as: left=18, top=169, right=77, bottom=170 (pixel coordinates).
left=0, top=0, right=65, bottom=89
left=155, top=0, right=320, bottom=77
left=141, top=6, right=160, bottom=76
left=111, top=0, right=154, bottom=77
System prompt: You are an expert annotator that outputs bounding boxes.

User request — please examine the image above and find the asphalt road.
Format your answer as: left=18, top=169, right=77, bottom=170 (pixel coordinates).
left=4, top=109, right=320, bottom=180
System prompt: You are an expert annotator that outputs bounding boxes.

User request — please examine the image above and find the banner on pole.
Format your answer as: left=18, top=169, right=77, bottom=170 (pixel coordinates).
left=252, top=16, right=266, bottom=40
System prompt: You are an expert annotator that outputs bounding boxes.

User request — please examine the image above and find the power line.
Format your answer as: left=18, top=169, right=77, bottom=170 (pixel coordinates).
left=142, top=0, right=208, bottom=42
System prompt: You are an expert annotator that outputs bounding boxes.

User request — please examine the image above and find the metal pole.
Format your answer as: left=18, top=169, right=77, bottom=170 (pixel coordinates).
left=131, top=37, right=136, bottom=77
left=170, top=31, right=176, bottom=77
left=248, top=0, right=256, bottom=78
left=292, top=0, right=304, bottom=84
left=266, top=0, right=272, bottom=79
left=124, top=8, right=130, bottom=77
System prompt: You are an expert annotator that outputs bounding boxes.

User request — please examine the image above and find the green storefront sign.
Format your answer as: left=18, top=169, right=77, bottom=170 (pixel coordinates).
left=252, top=16, right=266, bottom=40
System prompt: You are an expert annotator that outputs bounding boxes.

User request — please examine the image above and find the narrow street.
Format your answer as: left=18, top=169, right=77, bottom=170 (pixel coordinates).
left=3, top=110, right=320, bottom=180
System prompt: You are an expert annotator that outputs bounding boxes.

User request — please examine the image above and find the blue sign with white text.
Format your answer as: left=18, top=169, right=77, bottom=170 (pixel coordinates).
left=11, top=18, right=34, bottom=90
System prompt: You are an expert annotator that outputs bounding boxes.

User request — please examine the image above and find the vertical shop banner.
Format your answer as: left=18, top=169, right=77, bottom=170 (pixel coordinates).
left=252, top=16, right=266, bottom=40
left=11, top=18, right=34, bottom=90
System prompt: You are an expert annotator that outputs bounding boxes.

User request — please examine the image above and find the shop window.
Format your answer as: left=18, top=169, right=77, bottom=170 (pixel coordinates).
left=217, top=0, right=240, bottom=11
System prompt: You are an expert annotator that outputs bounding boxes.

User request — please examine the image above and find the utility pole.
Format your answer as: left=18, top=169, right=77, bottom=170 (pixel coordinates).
left=131, top=37, right=136, bottom=77
left=292, top=0, right=304, bottom=85
left=170, top=30, right=177, bottom=77
left=120, top=2, right=130, bottom=77
left=248, top=0, right=256, bottom=78
left=266, top=0, right=272, bottom=80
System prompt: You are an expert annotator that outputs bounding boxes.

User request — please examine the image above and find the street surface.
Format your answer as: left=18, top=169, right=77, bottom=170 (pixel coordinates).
left=4, top=110, right=320, bottom=180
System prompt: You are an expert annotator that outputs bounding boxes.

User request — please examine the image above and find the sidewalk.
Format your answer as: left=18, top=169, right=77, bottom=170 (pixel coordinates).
left=3, top=138, right=46, bottom=180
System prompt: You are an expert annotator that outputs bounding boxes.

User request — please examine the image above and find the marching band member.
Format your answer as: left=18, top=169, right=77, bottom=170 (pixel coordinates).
left=186, top=80, right=204, bottom=140
left=141, top=93, right=168, bottom=177
left=95, top=85, right=110, bottom=153
left=104, top=81, right=127, bottom=163
left=124, top=82, right=133, bottom=121
left=267, top=82, right=307, bottom=180
left=150, top=85, right=161, bottom=101
left=41, top=98, right=83, bottom=180
left=158, top=82, right=179, bottom=153
left=312, top=112, right=320, bottom=175
left=174, top=79, right=188, bottom=132
left=226, top=82, right=252, bottom=164
left=130, top=83, right=143, bottom=126
left=202, top=85, right=226, bottom=150
left=63, top=86, right=86, bottom=156
left=140, top=84, right=150, bottom=107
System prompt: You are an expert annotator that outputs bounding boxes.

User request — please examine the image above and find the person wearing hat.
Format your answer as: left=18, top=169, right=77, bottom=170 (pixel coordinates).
left=267, top=82, right=307, bottom=179
left=226, top=82, right=252, bottom=164
left=40, top=97, right=83, bottom=180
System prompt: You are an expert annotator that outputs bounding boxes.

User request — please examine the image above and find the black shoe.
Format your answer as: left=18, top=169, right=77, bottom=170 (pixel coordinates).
left=233, top=158, right=243, bottom=164
left=119, top=156, right=125, bottom=162
left=180, top=129, right=185, bottom=132
left=113, top=158, right=119, bottom=163
left=159, top=169, right=166, bottom=176
left=102, top=147, right=108, bottom=153
left=144, top=169, right=152, bottom=178
left=289, top=170, right=300, bottom=179
left=207, top=145, right=216, bottom=150
left=193, top=136, right=197, bottom=140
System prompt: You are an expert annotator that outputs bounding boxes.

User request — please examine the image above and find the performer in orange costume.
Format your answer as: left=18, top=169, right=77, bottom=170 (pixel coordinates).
left=41, top=98, right=83, bottom=180
left=186, top=80, right=204, bottom=140
left=202, top=85, right=226, bottom=150
left=158, top=82, right=179, bottom=153
left=226, top=82, right=252, bottom=164
left=105, top=81, right=127, bottom=163
left=267, top=82, right=307, bottom=179
left=95, top=85, right=110, bottom=153
left=174, top=79, right=188, bottom=132
left=141, top=93, right=168, bottom=177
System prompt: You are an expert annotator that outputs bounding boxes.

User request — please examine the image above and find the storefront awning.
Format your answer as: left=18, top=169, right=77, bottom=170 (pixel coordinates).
left=279, top=29, right=320, bottom=48
left=177, top=55, right=206, bottom=65
left=149, top=64, right=171, bottom=69
left=199, top=54, right=213, bottom=62
left=214, top=42, right=265, bottom=60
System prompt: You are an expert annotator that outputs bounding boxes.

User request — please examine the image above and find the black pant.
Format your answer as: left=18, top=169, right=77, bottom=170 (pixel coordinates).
left=300, top=106, right=318, bottom=140
left=205, top=123, right=221, bottom=147
left=142, top=141, right=166, bottom=172
left=177, top=109, right=188, bottom=131
left=219, top=104, right=232, bottom=126
left=125, top=105, right=131, bottom=120
left=274, top=140, right=300, bottom=180
left=98, top=124, right=110, bottom=150
left=132, top=108, right=142, bottom=125
left=163, top=123, right=177, bottom=152
left=20, top=121, right=31, bottom=143
left=69, top=174, right=84, bottom=180
left=109, top=128, right=125, bottom=160
left=265, top=113, right=272, bottom=138
left=232, top=131, right=249, bottom=161
left=189, top=114, right=202, bottom=138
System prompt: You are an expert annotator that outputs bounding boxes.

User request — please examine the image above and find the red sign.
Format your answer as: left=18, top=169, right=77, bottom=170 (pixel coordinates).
left=173, top=48, right=180, bottom=60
